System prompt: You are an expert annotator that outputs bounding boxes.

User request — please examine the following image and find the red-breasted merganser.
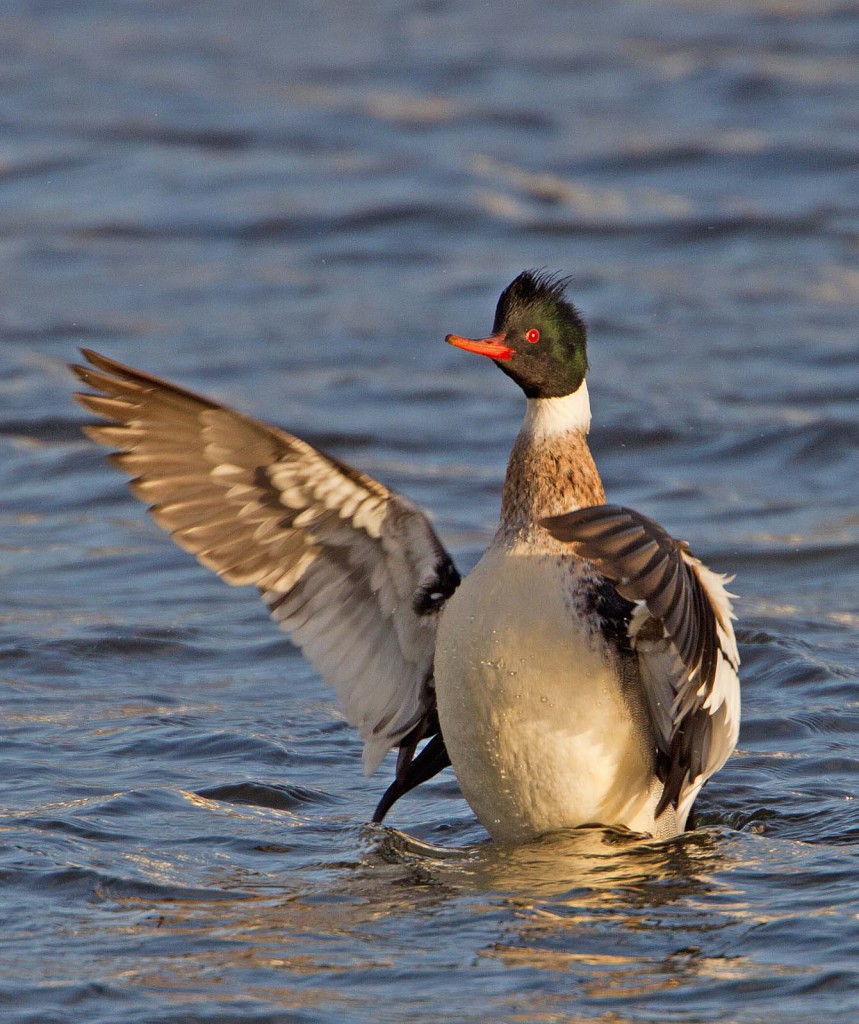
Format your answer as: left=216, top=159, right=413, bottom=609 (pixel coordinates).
left=71, top=270, right=740, bottom=844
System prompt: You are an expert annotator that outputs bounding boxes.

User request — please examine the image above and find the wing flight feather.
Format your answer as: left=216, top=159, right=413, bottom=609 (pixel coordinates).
left=71, top=349, right=461, bottom=774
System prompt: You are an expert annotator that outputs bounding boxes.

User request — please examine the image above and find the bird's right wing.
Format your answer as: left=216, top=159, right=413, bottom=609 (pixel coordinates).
left=71, top=349, right=461, bottom=776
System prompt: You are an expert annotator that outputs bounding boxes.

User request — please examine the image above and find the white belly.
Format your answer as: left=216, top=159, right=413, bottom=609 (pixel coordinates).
left=434, top=545, right=667, bottom=843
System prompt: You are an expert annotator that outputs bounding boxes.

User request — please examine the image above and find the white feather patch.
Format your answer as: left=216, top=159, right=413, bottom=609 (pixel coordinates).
left=521, top=381, right=592, bottom=439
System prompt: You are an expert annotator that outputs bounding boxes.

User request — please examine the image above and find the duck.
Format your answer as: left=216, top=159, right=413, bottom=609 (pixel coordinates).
left=70, top=270, right=740, bottom=844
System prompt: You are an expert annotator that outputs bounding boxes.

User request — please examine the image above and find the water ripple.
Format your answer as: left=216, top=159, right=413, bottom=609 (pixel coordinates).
left=1, top=1, right=858, bottom=1022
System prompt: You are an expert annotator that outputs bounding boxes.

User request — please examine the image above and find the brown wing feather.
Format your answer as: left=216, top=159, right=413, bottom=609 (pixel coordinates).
left=542, top=504, right=740, bottom=823
left=71, top=349, right=460, bottom=775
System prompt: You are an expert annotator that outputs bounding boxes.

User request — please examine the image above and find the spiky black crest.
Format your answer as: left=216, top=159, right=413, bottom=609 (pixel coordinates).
left=493, top=269, right=585, bottom=337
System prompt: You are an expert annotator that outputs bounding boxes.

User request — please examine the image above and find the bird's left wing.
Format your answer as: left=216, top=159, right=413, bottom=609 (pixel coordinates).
left=71, top=349, right=461, bottom=778
left=542, top=504, right=740, bottom=828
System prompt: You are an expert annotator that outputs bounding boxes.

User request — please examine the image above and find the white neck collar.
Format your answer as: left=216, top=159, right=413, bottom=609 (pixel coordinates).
left=520, top=381, right=592, bottom=439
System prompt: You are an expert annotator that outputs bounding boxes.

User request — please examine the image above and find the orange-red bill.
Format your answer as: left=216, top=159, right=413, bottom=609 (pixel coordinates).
left=445, top=333, right=514, bottom=360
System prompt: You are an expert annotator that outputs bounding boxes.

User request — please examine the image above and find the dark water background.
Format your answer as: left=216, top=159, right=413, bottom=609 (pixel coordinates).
left=1, top=2, right=858, bottom=1021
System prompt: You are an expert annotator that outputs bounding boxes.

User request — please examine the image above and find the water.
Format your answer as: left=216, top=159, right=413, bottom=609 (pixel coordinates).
left=1, top=1, right=858, bottom=1021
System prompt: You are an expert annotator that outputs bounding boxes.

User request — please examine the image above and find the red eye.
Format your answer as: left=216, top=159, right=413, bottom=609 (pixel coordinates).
left=526, top=328, right=540, bottom=344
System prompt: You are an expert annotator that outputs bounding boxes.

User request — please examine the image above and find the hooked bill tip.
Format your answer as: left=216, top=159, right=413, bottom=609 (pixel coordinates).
left=445, top=333, right=514, bottom=360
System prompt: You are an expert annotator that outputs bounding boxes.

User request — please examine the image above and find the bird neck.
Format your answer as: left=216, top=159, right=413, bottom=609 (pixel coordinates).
left=498, top=383, right=605, bottom=542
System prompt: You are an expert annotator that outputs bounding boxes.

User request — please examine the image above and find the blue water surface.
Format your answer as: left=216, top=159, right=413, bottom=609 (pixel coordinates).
left=1, top=2, right=858, bottom=1022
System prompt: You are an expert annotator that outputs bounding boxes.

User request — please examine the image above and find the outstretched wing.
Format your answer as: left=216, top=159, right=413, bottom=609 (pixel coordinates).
left=71, top=349, right=461, bottom=776
left=542, top=504, right=740, bottom=828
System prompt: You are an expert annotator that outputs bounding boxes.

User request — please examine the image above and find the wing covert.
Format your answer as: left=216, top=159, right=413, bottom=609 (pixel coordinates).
left=71, top=349, right=461, bottom=773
